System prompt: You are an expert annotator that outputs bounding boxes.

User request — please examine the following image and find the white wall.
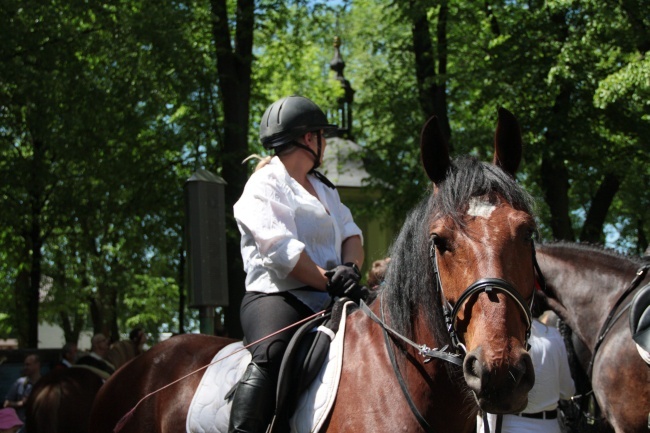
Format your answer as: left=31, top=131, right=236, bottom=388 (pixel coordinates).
left=38, top=322, right=93, bottom=350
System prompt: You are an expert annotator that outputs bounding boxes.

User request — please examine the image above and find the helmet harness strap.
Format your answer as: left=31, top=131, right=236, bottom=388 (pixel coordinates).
left=286, top=131, right=335, bottom=189
left=289, top=130, right=322, bottom=171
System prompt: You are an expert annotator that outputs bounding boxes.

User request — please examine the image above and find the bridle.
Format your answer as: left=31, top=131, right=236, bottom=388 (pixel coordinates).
left=360, top=236, right=542, bottom=432
left=429, top=235, right=537, bottom=353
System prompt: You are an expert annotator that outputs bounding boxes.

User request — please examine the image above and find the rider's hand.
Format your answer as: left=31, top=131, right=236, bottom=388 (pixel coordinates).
left=340, top=282, right=370, bottom=304
left=325, top=262, right=361, bottom=298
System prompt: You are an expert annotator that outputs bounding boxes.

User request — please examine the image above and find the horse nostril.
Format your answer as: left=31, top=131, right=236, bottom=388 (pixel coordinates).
left=521, top=351, right=535, bottom=390
left=463, top=351, right=484, bottom=392
left=509, top=365, right=524, bottom=384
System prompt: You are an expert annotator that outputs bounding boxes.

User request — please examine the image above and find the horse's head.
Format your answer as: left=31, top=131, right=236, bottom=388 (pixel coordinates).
left=420, top=108, right=535, bottom=413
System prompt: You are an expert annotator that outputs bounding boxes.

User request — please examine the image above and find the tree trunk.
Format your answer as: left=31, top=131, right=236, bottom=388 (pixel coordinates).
left=13, top=269, right=30, bottom=347
left=580, top=173, right=621, bottom=243
left=408, top=0, right=451, bottom=144
left=177, top=241, right=186, bottom=334
left=540, top=12, right=576, bottom=242
left=540, top=155, right=575, bottom=241
left=210, top=0, right=255, bottom=339
left=617, top=0, right=650, bottom=53
left=638, top=218, right=648, bottom=255
left=26, top=138, right=46, bottom=348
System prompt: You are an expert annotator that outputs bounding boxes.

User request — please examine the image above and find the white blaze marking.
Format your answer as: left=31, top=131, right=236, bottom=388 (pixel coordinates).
left=467, top=197, right=495, bottom=218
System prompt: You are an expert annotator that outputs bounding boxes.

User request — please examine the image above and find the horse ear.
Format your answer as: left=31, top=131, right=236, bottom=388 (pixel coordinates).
left=492, top=107, right=522, bottom=177
left=421, top=115, right=451, bottom=184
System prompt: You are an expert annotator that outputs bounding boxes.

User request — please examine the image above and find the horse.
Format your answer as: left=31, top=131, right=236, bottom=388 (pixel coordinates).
left=25, top=367, right=104, bottom=433
left=90, top=108, right=539, bottom=433
left=535, top=242, right=650, bottom=433
left=24, top=341, right=143, bottom=433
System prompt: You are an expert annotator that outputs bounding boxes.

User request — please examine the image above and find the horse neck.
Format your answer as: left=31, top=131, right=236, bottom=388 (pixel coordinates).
left=372, top=295, right=476, bottom=428
left=538, top=244, right=641, bottom=349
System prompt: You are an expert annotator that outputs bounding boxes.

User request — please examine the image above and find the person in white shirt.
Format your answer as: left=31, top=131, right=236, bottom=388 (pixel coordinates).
left=76, top=334, right=115, bottom=379
left=228, top=95, right=365, bottom=433
left=477, top=312, right=575, bottom=433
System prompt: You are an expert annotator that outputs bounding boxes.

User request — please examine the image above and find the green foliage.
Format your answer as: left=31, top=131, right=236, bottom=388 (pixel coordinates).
left=0, top=0, right=647, bottom=346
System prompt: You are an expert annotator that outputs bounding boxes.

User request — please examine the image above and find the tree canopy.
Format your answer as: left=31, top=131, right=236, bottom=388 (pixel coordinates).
left=1, top=0, right=647, bottom=346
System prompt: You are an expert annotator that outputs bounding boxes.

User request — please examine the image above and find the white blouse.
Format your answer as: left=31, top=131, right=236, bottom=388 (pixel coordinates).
left=477, top=320, right=576, bottom=433
left=233, top=157, right=363, bottom=311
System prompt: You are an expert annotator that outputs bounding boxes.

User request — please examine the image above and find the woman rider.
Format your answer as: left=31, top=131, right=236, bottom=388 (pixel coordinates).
left=229, top=95, right=365, bottom=433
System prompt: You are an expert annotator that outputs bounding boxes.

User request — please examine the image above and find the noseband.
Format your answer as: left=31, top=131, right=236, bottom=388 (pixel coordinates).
left=429, top=235, right=535, bottom=352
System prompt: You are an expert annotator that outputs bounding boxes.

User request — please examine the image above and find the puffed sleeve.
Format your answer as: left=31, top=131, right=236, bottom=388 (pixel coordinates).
left=331, top=190, right=363, bottom=244
left=234, top=177, right=305, bottom=279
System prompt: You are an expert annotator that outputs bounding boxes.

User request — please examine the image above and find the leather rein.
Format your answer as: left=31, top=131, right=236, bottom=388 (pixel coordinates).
left=360, top=236, right=542, bottom=432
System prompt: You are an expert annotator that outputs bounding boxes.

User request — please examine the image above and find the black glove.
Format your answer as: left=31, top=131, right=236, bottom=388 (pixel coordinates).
left=339, top=283, right=371, bottom=304
left=325, top=262, right=361, bottom=298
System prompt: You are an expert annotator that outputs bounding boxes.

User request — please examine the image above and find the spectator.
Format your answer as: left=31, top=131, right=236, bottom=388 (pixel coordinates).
left=52, top=342, right=78, bottom=371
left=0, top=408, right=23, bottom=433
left=367, top=257, right=390, bottom=289
left=3, top=354, right=41, bottom=423
left=106, top=327, right=148, bottom=370
left=76, top=334, right=115, bottom=379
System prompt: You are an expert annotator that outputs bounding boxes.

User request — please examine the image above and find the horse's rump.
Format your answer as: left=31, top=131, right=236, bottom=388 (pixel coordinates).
left=26, top=367, right=104, bottom=433
left=90, top=334, right=235, bottom=433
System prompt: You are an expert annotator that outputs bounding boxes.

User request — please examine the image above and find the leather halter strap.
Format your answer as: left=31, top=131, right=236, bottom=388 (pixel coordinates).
left=450, top=278, right=532, bottom=343
left=430, top=236, right=535, bottom=351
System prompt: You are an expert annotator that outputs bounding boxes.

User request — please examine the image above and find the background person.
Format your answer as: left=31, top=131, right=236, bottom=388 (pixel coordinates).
left=0, top=408, right=23, bottom=433
left=106, top=326, right=149, bottom=370
left=76, top=334, right=115, bottom=378
left=228, top=95, right=365, bottom=433
left=477, top=308, right=575, bottom=433
left=367, top=257, right=390, bottom=289
left=52, top=342, right=78, bottom=371
left=3, top=354, right=41, bottom=423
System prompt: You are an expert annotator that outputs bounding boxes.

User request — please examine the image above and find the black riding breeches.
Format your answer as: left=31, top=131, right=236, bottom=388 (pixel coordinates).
left=240, top=291, right=314, bottom=375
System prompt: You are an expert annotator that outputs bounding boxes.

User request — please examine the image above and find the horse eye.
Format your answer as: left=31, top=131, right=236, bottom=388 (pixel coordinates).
left=432, top=234, right=449, bottom=252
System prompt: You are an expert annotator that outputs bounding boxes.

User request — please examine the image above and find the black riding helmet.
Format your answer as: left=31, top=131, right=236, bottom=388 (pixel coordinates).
left=259, top=95, right=338, bottom=149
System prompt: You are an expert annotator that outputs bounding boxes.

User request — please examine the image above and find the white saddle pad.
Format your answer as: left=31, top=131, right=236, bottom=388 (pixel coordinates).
left=186, top=302, right=351, bottom=433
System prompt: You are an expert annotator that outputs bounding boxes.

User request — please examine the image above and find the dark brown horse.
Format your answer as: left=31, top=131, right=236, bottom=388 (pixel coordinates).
left=25, top=367, right=104, bottom=433
left=91, top=108, right=538, bottom=432
left=536, top=242, right=650, bottom=433
left=24, top=341, right=142, bottom=433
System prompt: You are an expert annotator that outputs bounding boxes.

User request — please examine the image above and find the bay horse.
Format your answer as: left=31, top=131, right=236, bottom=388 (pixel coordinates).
left=536, top=242, right=650, bottom=433
left=90, top=108, right=538, bottom=432
left=24, top=341, right=142, bottom=433
left=25, top=367, right=104, bottom=433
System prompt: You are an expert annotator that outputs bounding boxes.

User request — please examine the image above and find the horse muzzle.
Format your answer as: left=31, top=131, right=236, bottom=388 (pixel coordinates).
left=463, top=345, right=534, bottom=413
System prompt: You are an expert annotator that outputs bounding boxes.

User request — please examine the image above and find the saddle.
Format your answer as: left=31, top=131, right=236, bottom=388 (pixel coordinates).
left=186, top=299, right=355, bottom=432
left=630, top=283, right=650, bottom=352
left=269, top=300, right=350, bottom=432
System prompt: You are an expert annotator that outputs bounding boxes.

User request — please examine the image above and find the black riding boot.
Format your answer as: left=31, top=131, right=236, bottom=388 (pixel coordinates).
left=228, top=362, right=276, bottom=433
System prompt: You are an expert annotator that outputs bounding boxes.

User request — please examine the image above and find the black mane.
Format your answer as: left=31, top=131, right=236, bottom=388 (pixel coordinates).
left=380, top=156, right=536, bottom=340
